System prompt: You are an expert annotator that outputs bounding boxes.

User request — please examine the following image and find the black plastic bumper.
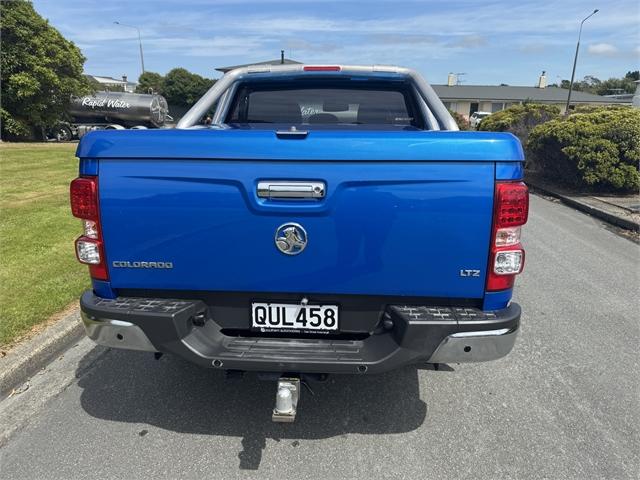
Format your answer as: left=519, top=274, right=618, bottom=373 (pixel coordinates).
left=80, top=290, right=521, bottom=374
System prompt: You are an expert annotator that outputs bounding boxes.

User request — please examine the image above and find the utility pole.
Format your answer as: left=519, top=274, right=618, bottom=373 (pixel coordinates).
left=114, top=21, right=145, bottom=76
left=565, top=9, right=599, bottom=114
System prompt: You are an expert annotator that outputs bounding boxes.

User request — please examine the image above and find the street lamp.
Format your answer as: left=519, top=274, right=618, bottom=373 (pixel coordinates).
left=113, top=21, right=145, bottom=75
left=565, top=9, right=599, bottom=114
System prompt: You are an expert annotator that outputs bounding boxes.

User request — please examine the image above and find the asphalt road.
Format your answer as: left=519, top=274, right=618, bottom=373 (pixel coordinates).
left=1, top=194, right=638, bottom=480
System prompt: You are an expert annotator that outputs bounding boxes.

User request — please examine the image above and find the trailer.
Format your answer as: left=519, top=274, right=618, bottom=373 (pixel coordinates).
left=50, top=91, right=171, bottom=141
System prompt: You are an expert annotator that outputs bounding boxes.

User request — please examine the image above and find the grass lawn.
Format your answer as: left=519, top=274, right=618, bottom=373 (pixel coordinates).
left=0, top=142, right=89, bottom=347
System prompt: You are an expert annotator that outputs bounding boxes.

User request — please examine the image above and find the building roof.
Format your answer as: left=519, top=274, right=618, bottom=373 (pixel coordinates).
left=432, top=85, right=624, bottom=104
left=85, top=75, right=132, bottom=85
left=216, top=58, right=303, bottom=73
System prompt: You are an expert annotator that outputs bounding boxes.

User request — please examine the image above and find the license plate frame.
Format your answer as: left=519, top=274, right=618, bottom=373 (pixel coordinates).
left=251, top=302, right=339, bottom=334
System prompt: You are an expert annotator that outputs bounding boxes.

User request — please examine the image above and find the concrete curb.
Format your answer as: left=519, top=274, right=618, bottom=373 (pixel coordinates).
left=0, top=308, right=84, bottom=398
left=528, top=181, right=640, bottom=232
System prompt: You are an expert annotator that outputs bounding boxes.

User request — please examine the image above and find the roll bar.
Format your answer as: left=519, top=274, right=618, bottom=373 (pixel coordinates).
left=176, top=64, right=458, bottom=131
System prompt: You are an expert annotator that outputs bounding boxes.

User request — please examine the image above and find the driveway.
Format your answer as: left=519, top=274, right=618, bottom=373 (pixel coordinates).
left=1, top=194, right=638, bottom=479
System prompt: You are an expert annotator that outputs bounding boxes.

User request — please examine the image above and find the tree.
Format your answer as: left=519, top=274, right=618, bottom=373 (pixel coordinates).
left=593, top=76, right=637, bottom=96
left=135, top=71, right=164, bottom=94
left=1, top=0, right=90, bottom=139
left=161, top=68, right=215, bottom=107
left=552, top=71, right=638, bottom=95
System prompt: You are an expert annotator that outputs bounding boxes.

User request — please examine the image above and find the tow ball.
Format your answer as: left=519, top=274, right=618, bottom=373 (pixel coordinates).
left=272, top=377, right=300, bottom=423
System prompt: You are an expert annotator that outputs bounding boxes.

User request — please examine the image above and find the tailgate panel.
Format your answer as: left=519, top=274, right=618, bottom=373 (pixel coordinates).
left=100, top=160, right=494, bottom=298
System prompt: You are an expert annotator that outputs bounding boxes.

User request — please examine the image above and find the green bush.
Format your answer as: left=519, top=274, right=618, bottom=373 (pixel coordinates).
left=527, top=107, right=640, bottom=192
left=448, top=110, right=470, bottom=130
left=478, top=103, right=561, bottom=145
left=571, top=104, right=630, bottom=115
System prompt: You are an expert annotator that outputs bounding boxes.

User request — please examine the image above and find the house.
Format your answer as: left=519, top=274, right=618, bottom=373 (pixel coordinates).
left=85, top=74, right=137, bottom=93
left=210, top=62, right=625, bottom=116
left=433, top=72, right=626, bottom=119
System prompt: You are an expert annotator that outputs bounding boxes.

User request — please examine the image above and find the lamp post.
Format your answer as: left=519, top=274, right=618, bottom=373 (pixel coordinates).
left=113, top=21, right=145, bottom=75
left=565, top=9, right=598, bottom=114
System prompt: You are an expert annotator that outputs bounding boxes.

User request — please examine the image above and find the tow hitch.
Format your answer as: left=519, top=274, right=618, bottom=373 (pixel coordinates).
left=272, top=377, right=300, bottom=422
left=237, top=372, right=326, bottom=422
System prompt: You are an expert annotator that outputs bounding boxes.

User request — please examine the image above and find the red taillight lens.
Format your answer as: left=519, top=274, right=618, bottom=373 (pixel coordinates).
left=494, top=182, right=528, bottom=228
left=486, top=268, right=516, bottom=291
left=70, top=177, right=99, bottom=221
left=487, top=181, right=529, bottom=291
left=70, top=176, right=108, bottom=280
left=303, top=65, right=341, bottom=71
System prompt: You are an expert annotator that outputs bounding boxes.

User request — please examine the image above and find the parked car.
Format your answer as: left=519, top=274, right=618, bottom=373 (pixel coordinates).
left=71, top=65, right=528, bottom=421
left=470, top=111, right=492, bottom=128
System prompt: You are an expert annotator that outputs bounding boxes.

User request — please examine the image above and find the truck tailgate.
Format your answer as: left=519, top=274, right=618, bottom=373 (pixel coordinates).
left=99, top=158, right=494, bottom=299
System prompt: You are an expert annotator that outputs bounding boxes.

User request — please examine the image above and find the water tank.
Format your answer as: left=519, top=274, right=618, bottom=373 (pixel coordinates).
left=69, top=92, right=169, bottom=127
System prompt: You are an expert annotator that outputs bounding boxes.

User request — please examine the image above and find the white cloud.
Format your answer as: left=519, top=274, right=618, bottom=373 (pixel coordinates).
left=61, top=25, right=141, bottom=42
left=519, top=43, right=548, bottom=54
left=199, top=4, right=638, bottom=38
left=587, top=43, right=619, bottom=56
left=446, top=35, right=488, bottom=49
left=32, top=0, right=640, bottom=84
left=150, top=36, right=265, bottom=57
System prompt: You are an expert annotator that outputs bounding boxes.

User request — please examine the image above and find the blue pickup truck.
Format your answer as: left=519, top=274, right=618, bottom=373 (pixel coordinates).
left=71, top=65, right=528, bottom=420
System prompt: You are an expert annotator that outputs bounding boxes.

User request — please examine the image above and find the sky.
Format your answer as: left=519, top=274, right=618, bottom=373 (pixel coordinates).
left=33, top=0, right=639, bottom=86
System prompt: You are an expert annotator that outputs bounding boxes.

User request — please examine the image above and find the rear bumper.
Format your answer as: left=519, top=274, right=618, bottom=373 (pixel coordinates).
left=80, top=291, right=520, bottom=374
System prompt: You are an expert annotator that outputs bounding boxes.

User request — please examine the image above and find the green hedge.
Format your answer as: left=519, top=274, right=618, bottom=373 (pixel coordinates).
left=478, top=103, right=561, bottom=145
left=527, top=107, right=640, bottom=192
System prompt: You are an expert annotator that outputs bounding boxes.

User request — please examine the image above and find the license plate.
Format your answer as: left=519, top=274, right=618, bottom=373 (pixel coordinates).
left=251, top=303, right=339, bottom=333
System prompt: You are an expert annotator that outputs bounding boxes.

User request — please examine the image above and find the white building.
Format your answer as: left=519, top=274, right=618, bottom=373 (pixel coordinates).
left=433, top=72, right=626, bottom=119
left=85, top=75, right=137, bottom=93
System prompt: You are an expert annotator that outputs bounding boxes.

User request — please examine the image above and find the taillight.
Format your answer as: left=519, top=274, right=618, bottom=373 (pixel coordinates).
left=70, top=177, right=99, bottom=220
left=494, top=181, right=529, bottom=228
left=486, top=181, right=528, bottom=291
left=70, top=176, right=108, bottom=280
left=303, top=65, right=341, bottom=71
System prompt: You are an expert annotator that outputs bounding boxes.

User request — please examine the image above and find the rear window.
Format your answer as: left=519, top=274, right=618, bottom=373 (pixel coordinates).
left=226, top=81, right=423, bottom=128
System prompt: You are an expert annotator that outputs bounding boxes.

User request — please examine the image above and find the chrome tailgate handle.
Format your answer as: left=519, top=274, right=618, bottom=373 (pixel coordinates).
left=257, top=181, right=325, bottom=199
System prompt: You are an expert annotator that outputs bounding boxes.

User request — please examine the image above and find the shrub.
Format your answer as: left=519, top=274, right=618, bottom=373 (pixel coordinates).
left=527, top=107, right=640, bottom=192
left=478, top=103, right=561, bottom=146
left=571, top=104, right=629, bottom=115
left=448, top=110, right=469, bottom=130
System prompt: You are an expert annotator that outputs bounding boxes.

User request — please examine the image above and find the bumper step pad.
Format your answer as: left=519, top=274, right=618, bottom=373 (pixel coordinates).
left=89, top=295, right=200, bottom=316
left=389, top=306, right=499, bottom=323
